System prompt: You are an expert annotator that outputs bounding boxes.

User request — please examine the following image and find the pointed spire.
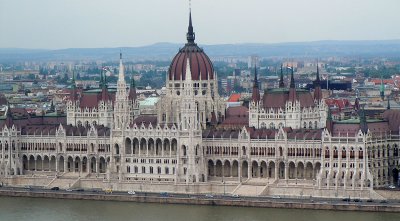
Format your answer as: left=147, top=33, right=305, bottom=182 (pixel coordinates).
left=118, top=52, right=125, bottom=82
left=185, top=57, right=192, bottom=81
left=104, top=71, right=108, bottom=89
left=251, top=65, right=260, bottom=102
left=5, top=102, right=13, bottom=128
left=314, top=63, right=322, bottom=101
left=289, top=66, right=295, bottom=88
left=359, top=106, right=368, bottom=133
left=253, top=64, right=258, bottom=88
left=279, top=64, right=284, bottom=88
left=71, top=71, right=76, bottom=89
left=288, top=67, right=297, bottom=103
left=100, top=68, right=110, bottom=101
left=316, top=62, right=321, bottom=85
left=70, top=71, right=78, bottom=101
left=50, top=100, right=55, bottom=112
left=186, top=8, right=195, bottom=44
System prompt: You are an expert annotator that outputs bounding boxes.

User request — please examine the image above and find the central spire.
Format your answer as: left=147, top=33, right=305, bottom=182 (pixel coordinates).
left=186, top=9, right=195, bottom=44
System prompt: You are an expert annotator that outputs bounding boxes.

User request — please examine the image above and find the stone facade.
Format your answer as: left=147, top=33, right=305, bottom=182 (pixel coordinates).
left=0, top=13, right=399, bottom=197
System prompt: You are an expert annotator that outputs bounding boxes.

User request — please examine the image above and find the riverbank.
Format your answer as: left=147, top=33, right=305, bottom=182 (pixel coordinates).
left=0, top=188, right=399, bottom=213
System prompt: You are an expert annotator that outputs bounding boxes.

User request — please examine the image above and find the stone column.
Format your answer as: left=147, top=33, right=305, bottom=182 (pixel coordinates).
left=248, top=164, right=251, bottom=179
left=213, top=164, right=216, bottom=178
left=161, top=142, right=164, bottom=157
left=55, top=158, right=59, bottom=172
left=80, top=159, right=83, bottom=174
left=275, top=163, right=279, bottom=180
left=238, top=163, right=242, bottom=182
left=64, top=159, right=67, bottom=173
left=73, top=158, right=76, bottom=173
left=285, top=163, right=289, bottom=180
left=96, top=158, right=99, bottom=175
left=222, top=163, right=225, bottom=180
left=146, top=141, right=149, bottom=156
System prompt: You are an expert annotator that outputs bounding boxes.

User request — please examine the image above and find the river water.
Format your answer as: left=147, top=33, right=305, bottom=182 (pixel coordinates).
left=0, top=196, right=399, bottom=221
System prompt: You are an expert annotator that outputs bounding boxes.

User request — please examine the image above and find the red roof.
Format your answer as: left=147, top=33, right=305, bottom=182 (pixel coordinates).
left=369, top=79, right=395, bottom=85
left=169, top=44, right=214, bottom=81
left=263, top=90, right=315, bottom=109
left=228, top=94, right=241, bottom=102
left=220, top=106, right=249, bottom=127
left=325, top=98, right=351, bottom=111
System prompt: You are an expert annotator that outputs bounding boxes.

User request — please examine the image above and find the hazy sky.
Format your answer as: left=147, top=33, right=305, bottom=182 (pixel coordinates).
left=0, top=0, right=399, bottom=49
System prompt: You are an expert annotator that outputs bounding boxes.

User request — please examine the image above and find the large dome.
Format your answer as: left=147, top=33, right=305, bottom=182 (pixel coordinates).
left=168, top=12, right=214, bottom=81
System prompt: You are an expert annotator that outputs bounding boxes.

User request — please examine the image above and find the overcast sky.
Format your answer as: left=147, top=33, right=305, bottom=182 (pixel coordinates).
left=0, top=0, right=399, bottom=49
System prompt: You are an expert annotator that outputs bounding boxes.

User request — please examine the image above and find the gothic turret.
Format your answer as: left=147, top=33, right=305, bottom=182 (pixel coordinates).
left=114, top=53, right=129, bottom=129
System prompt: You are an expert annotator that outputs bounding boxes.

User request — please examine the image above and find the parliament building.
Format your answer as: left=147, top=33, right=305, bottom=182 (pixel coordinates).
left=0, top=11, right=399, bottom=198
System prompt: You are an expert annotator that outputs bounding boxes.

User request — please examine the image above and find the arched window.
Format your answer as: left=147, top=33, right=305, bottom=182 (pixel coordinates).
left=325, top=147, right=330, bottom=158
left=269, top=123, right=275, bottom=129
left=260, top=122, right=266, bottom=129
